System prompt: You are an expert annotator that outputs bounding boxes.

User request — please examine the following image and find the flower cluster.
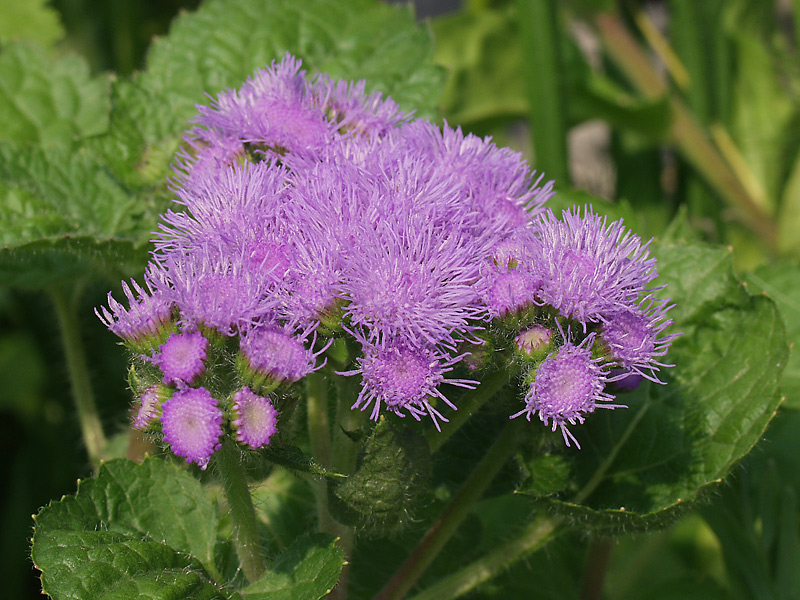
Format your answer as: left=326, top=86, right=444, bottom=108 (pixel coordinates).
left=99, top=53, right=677, bottom=463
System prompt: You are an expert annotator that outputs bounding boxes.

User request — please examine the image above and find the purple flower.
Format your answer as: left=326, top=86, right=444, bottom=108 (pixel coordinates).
left=189, top=53, right=333, bottom=159
left=342, top=211, right=485, bottom=350
left=231, top=387, right=278, bottom=449
left=341, top=340, right=477, bottom=430
left=152, top=331, right=209, bottom=385
left=531, top=206, right=658, bottom=327
left=239, top=324, right=329, bottom=385
left=313, top=74, right=409, bottom=137
left=478, top=266, right=540, bottom=318
left=95, top=275, right=173, bottom=346
left=154, top=243, right=275, bottom=335
left=601, top=296, right=679, bottom=383
left=515, top=325, right=553, bottom=358
left=399, top=120, right=554, bottom=232
left=161, top=387, right=223, bottom=469
left=132, top=385, right=167, bottom=431
left=511, top=330, right=623, bottom=448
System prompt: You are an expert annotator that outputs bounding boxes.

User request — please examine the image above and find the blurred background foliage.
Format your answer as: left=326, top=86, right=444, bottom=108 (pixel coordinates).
left=1, top=0, right=799, bottom=598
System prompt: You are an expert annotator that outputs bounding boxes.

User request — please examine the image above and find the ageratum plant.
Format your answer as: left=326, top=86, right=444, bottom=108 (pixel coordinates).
left=25, top=4, right=787, bottom=597
left=98, top=55, right=676, bottom=463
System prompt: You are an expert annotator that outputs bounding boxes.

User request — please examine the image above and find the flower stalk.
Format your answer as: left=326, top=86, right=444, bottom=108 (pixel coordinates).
left=216, top=438, right=265, bottom=583
left=50, top=284, right=107, bottom=470
left=375, top=420, right=523, bottom=600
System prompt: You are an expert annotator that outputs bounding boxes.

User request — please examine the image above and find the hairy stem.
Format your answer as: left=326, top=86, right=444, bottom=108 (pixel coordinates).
left=426, top=369, right=510, bottom=455
left=327, top=376, right=363, bottom=600
left=407, top=398, right=652, bottom=599
left=375, top=420, right=522, bottom=600
left=216, top=438, right=265, bottom=583
left=49, top=284, right=107, bottom=470
left=408, top=513, right=560, bottom=600
left=306, top=371, right=336, bottom=533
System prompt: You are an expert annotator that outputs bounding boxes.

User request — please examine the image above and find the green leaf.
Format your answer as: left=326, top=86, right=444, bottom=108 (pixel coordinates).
left=261, top=444, right=346, bottom=479
left=0, top=42, right=110, bottom=148
left=0, top=142, right=156, bottom=287
left=570, top=74, right=672, bottom=144
left=329, top=418, right=432, bottom=534
left=745, top=262, right=800, bottom=409
left=518, top=241, right=787, bottom=531
left=32, top=458, right=225, bottom=599
left=0, top=0, right=63, bottom=47
left=239, top=534, right=345, bottom=600
left=432, top=8, right=527, bottom=125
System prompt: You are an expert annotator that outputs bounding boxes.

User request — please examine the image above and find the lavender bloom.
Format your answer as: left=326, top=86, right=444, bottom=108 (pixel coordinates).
left=399, top=120, right=554, bottom=231
left=531, top=206, right=658, bottom=327
left=511, top=331, right=623, bottom=448
left=478, top=266, right=540, bottom=318
left=342, top=211, right=485, bottom=351
left=601, top=296, right=679, bottom=384
left=155, top=244, right=275, bottom=335
left=152, top=331, right=209, bottom=385
left=161, top=387, right=223, bottom=469
left=342, top=341, right=477, bottom=430
left=190, top=53, right=333, bottom=160
left=231, top=387, right=278, bottom=449
left=313, top=74, right=409, bottom=136
left=95, top=276, right=173, bottom=346
left=239, top=324, right=329, bottom=385
left=132, top=385, right=167, bottom=431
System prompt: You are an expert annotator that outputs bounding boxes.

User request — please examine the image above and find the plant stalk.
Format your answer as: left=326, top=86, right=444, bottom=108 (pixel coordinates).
left=216, top=438, right=265, bottom=583
left=49, top=284, right=107, bottom=470
left=306, top=371, right=336, bottom=533
left=407, top=513, right=560, bottom=600
left=375, top=420, right=522, bottom=600
left=517, top=0, right=569, bottom=184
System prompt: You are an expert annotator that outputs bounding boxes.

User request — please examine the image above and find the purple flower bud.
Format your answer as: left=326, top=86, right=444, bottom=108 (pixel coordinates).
left=153, top=331, right=209, bottom=385
left=132, top=385, right=168, bottom=431
left=511, top=331, right=623, bottom=448
left=161, top=387, right=223, bottom=469
left=95, top=276, right=173, bottom=348
left=515, top=325, right=553, bottom=360
left=231, top=387, right=278, bottom=449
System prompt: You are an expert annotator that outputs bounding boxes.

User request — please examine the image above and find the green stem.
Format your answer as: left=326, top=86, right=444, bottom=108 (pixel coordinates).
left=375, top=420, right=523, bottom=600
left=425, top=369, right=510, bottom=455
left=517, top=0, right=569, bottom=184
left=408, top=513, right=560, bottom=600
left=306, top=371, right=335, bottom=533
left=216, top=438, right=265, bottom=583
left=408, top=398, right=652, bottom=600
left=49, top=284, right=107, bottom=470
left=327, top=376, right=363, bottom=600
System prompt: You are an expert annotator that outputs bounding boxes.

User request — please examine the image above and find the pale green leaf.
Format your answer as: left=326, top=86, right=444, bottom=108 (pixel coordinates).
left=239, top=534, right=345, bottom=600
left=0, top=0, right=63, bottom=47
left=0, top=42, right=110, bottom=148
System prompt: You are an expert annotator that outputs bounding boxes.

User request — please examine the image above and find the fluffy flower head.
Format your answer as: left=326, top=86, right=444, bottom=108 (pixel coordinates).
left=512, top=332, right=621, bottom=448
left=153, top=331, right=209, bottom=385
left=161, top=387, right=223, bottom=469
left=532, top=207, right=658, bottom=326
left=231, top=387, right=278, bottom=449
